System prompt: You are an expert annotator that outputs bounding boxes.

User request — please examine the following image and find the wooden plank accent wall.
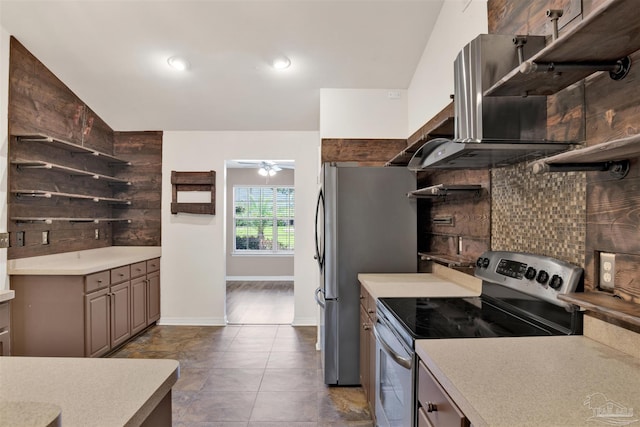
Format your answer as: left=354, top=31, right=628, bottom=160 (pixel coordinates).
left=489, top=0, right=640, bottom=306
left=7, top=37, right=162, bottom=258
left=321, top=139, right=407, bottom=165
left=113, top=131, right=162, bottom=247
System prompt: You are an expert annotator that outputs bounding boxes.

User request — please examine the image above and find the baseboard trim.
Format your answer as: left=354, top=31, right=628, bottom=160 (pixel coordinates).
left=158, top=317, right=227, bottom=326
left=226, top=276, right=294, bottom=281
left=291, top=316, right=317, bottom=326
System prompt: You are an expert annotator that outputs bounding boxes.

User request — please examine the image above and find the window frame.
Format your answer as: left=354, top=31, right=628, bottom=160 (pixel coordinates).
left=232, top=185, right=295, bottom=255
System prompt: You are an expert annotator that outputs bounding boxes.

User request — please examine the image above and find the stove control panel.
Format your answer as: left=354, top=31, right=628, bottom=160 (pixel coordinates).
left=475, top=251, right=583, bottom=308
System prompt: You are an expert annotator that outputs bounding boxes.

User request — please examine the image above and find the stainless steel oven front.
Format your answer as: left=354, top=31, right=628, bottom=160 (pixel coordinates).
left=373, top=309, right=414, bottom=427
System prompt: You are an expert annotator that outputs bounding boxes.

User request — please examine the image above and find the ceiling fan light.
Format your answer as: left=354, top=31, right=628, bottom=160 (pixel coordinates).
left=167, top=56, right=189, bottom=71
left=268, top=169, right=276, bottom=176
left=258, top=167, right=268, bottom=176
left=272, top=56, right=291, bottom=70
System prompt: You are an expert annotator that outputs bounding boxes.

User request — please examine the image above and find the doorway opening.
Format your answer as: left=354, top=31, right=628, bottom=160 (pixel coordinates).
left=224, top=160, right=295, bottom=325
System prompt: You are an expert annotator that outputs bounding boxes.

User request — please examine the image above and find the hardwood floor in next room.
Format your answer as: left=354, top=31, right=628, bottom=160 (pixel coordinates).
left=110, top=325, right=373, bottom=426
left=226, top=281, right=294, bottom=324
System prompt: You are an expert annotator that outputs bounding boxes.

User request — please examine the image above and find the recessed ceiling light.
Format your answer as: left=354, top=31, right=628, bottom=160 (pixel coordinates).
left=272, top=55, right=291, bottom=70
left=167, top=56, right=189, bottom=71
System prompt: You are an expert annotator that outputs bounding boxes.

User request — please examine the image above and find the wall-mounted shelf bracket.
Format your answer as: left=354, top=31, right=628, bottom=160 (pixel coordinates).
left=519, top=56, right=631, bottom=83
left=530, top=133, right=640, bottom=180
left=532, top=160, right=630, bottom=179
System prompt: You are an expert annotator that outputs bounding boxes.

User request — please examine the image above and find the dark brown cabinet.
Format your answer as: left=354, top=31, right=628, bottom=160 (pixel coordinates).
left=417, top=359, right=469, bottom=427
left=11, top=256, right=160, bottom=357
left=0, top=302, right=11, bottom=356
left=359, top=284, right=376, bottom=420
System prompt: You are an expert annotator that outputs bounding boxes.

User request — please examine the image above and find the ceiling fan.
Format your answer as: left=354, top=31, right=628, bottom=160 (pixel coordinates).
left=233, top=160, right=294, bottom=176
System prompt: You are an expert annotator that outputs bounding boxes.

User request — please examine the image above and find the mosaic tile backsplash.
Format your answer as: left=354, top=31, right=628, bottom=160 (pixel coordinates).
left=491, top=162, right=586, bottom=267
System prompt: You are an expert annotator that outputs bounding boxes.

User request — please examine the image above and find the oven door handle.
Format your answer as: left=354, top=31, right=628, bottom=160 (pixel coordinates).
left=373, top=322, right=412, bottom=369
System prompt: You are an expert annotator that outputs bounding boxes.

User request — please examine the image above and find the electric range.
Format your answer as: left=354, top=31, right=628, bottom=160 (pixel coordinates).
left=373, top=251, right=584, bottom=427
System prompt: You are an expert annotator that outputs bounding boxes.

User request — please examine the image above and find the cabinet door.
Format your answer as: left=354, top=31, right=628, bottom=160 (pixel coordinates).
left=359, top=303, right=369, bottom=397
left=85, top=288, right=110, bottom=357
left=131, top=276, right=147, bottom=335
left=147, top=270, right=160, bottom=325
left=110, top=281, right=131, bottom=348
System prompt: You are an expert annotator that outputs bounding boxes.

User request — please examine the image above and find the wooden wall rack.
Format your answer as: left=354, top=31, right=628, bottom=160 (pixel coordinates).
left=171, top=171, right=216, bottom=215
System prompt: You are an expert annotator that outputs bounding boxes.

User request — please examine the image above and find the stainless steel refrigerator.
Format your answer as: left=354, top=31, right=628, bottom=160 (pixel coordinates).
left=314, top=164, right=417, bottom=385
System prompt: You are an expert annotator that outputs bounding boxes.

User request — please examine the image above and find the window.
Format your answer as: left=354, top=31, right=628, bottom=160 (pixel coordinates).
left=233, top=186, right=294, bottom=253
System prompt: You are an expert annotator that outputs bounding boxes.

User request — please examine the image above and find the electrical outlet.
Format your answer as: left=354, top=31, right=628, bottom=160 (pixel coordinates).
left=16, top=231, right=24, bottom=247
left=0, top=232, right=9, bottom=248
left=42, top=230, right=49, bottom=245
left=599, top=252, right=616, bottom=291
left=95, top=229, right=100, bottom=240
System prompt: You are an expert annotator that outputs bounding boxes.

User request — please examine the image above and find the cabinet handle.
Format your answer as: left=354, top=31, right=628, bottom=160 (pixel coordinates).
left=367, top=309, right=375, bottom=314
left=97, top=280, right=102, bottom=283
left=362, top=323, right=371, bottom=330
left=426, top=402, right=438, bottom=413
left=119, top=273, right=124, bottom=276
left=360, top=295, right=365, bottom=300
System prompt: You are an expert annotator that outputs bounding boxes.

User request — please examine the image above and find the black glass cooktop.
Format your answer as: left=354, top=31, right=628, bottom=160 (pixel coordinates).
left=378, top=296, right=563, bottom=340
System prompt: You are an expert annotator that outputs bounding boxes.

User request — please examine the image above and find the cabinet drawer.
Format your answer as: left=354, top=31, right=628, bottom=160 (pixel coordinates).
left=111, top=266, right=130, bottom=284
left=418, top=407, right=434, bottom=427
left=130, top=261, right=147, bottom=278
left=146, top=258, right=160, bottom=273
left=418, top=360, right=468, bottom=427
left=0, top=302, right=9, bottom=329
left=85, top=270, right=110, bottom=293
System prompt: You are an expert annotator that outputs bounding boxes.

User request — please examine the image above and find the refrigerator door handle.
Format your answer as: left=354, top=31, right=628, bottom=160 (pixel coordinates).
left=314, top=189, right=325, bottom=269
left=314, top=287, right=326, bottom=308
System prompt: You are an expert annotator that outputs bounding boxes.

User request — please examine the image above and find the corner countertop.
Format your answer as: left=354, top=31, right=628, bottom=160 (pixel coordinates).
left=416, top=336, right=640, bottom=427
left=7, top=246, right=162, bottom=275
left=358, top=264, right=481, bottom=299
left=0, top=357, right=179, bottom=427
left=0, top=290, right=15, bottom=303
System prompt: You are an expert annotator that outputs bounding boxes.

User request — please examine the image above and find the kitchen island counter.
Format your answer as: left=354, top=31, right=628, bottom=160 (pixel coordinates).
left=0, top=356, right=179, bottom=426
left=416, top=335, right=640, bottom=427
left=7, top=246, right=161, bottom=275
left=358, top=264, right=481, bottom=300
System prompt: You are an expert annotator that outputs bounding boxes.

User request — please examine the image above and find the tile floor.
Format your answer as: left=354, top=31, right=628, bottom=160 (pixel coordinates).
left=110, top=324, right=373, bottom=426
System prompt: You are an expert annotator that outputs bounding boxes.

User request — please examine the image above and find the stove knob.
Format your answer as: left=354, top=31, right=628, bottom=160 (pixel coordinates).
left=549, top=275, right=563, bottom=289
left=536, top=270, right=549, bottom=284
left=482, top=258, right=490, bottom=269
left=476, top=257, right=484, bottom=268
left=525, top=267, right=537, bottom=280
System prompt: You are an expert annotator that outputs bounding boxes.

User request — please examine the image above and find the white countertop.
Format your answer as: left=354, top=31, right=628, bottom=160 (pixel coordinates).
left=0, top=357, right=179, bottom=427
left=7, top=246, right=161, bottom=275
left=416, top=336, right=640, bottom=427
left=358, top=264, right=481, bottom=299
left=0, top=290, right=14, bottom=303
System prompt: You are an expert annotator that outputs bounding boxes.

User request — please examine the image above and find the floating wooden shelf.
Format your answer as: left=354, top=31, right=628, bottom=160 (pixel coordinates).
left=171, top=170, right=216, bottom=215
left=12, top=190, right=131, bottom=205
left=485, top=0, right=640, bottom=97
left=408, top=184, right=482, bottom=199
left=386, top=102, right=454, bottom=167
left=15, top=134, right=131, bottom=165
left=418, top=252, right=477, bottom=268
left=559, top=292, right=640, bottom=328
left=12, top=217, right=132, bottom=224
left=530, top=132, right=640, bottom=178
left=12, top=160, right=132, bottom=185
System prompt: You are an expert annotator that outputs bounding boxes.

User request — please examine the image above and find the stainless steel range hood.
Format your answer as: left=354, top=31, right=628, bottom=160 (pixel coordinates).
left=409, top=34, right=576, bottom=171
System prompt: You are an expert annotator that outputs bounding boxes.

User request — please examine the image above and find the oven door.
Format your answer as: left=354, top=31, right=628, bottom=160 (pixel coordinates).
left=374, top=316, right=414, bottom=427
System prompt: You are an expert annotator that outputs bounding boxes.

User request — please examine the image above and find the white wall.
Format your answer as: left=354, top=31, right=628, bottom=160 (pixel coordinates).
left=0, top=26, right=9, bottom=291
left=319, top=88, right=407, bottom=138
left=161, top=131, right=319, bottom=326
left=407, top=0, right=488, bottom=135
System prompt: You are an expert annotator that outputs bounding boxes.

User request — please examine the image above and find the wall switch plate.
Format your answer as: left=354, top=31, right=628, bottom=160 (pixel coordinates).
left=16, top=231, right=24, bottom=247
left=42, top=230, right=49, bottom=245
left=0, top=233, right=9, bottom=248
left=599, top=252, right=616, bottom=291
